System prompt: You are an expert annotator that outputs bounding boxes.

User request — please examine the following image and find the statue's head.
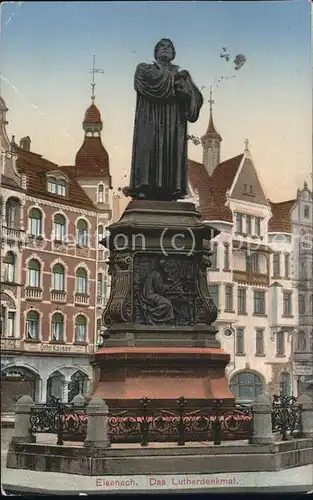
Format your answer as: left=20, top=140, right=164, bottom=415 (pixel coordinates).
left=154, top=38, right=176, bottom=63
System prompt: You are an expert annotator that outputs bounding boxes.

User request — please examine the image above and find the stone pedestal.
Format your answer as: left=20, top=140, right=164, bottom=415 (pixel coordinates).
left=91, top=201, right=234, bottom=408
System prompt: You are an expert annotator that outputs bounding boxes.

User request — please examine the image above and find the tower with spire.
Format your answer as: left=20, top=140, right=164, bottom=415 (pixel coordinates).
left=201, top=87, right=222, bottom=176
left=74, top=56, right=112, bottom=189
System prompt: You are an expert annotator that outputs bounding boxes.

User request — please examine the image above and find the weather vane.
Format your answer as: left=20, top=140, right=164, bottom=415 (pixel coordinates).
left=90, top=55, right=104, bottom=103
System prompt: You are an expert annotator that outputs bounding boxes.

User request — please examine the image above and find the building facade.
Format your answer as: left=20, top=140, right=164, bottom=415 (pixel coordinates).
left=0, top=96, right=112, bottom=411
left=186, top=101, right=296, bottom=403
left=291, top=182, right=313, bottom=394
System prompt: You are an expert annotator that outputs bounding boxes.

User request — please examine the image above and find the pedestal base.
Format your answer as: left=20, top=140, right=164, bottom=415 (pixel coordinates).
left=91, top=347, right=234, bottom=407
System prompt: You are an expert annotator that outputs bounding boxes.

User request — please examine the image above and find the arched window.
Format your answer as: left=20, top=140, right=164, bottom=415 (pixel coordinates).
left=28, top=259, right=41, bottom=288
left=51, top=312, right=64, bottom=341
left=3, top=252, right=15, bottom=282
left=230, top=371, right=263, bottom=403
left=57, top=179, right=67, bottom=196
left=54, top=214, right=66, bottom=241
left=98, top=224, right=104, bottom=247
left=26, top=311, right=40, bottom=340
left=52, top=264, right=65, bottom=291
left=298, top=294, right=306, bottom=315
left=75, top=315, right=87, bottom=343
left=297, top=331, right=307, bottom=352
left=77, top=219, right=88, bottom=247
left=28, top=208, right=43, bottom=236
left=98, top=184, right=104, bottom=203
left=5, top=197, right=19, bottom=228
left=76, top=268, right=88, bottom=294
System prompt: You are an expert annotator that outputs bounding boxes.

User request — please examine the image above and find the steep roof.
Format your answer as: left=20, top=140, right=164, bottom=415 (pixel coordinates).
left=188, top=154, right=243, bottom=222
left=75, top=136, right=111, bottom=182
left=1, top=174, right=24, bottom=193
left=268, top=200, right=296, bottom=233
left=15, top=148, right=96, bottom=211
left=83, top=103, right=102, bottom=125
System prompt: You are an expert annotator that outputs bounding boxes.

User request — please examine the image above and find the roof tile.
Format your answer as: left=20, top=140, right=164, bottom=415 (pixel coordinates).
left=268, top=200, right=295, bottom=233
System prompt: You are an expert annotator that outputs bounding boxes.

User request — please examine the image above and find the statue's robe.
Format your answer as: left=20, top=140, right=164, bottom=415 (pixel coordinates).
left=129, top=61, right=203, bottom=201
left=141, top=270, right=174, bottom=325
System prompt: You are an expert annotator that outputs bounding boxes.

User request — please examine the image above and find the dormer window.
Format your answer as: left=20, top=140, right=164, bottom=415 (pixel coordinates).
left=98, top=184, right=109, bottom=203
left=47, top=176, right=67, bottom=196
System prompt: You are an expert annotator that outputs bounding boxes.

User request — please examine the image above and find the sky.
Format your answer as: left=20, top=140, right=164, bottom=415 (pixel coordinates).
left=0, top=1, right=311, bottom=201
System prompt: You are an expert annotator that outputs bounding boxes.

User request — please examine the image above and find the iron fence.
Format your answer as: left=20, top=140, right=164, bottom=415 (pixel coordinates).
left=271, top=395, right=303, bottom=441
left=28, top=394, right=303, bottom=446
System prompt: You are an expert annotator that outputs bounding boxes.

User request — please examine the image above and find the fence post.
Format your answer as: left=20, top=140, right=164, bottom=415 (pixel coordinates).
left=72, top=394, right=85, bottom=407
left=297, top=394, right=313, bottom=438
left=251, top=393, right=274, bottom=444
left=84, top=398, right=110, bottom=449
left=11, top=395, right=36, bottom=444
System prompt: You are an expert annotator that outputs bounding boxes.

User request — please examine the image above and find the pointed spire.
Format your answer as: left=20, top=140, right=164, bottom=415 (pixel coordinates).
left=205, top=87, right=222, bottom=139
left=89, top=54, right=104, bottom=104
left=244, top=138, right=249, bottom=152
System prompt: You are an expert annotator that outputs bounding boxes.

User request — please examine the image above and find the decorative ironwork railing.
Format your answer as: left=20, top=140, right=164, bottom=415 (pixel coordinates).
left=28, top=395, right=303, bottom=446
left=29, top=396, right=252, bottom=446
left=271, top=395, right=303, bottom=441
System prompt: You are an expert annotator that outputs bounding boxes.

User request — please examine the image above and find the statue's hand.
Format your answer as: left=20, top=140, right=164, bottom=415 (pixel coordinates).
left=177, top=70, right=190, bottom=80
left=175, top=80, right=191, bottom=100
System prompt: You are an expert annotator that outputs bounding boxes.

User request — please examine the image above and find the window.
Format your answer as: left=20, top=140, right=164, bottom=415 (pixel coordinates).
left=3, top=252, right=15, bottom=282
left=26, top=311, right=39, bottom=340
left=283, top=291, right=292, bottom=316
left=225, top=285, right=233, bottom=311
left=5, top=198, right=19, bottom=228
left=6, top=312, right=15, bottom=337
left=255, top=217, right=261, bottom=236
left=27, top=259, right=41, bottom=288
left=210, top=243, right=218, bottom=268
left=298, top=295, right=305, bottom=315
left=300, top=261, right=306, bottom=280
left=75, top=315, right=87, bottom=343
left=310, top=295, right=313, bottom=314
left=98, top=184, right=104, bottom=203
left=297, top=331, right=307, bottom=352
left=276, top=330, right=285, bottom=356
left=238, top=288, right=246, bottom=314
left=251, top=253, right=260, bottom=273
left=209, top=284, right=219, bottom=309
left=279, top=372, right=291, bottom=397
left=236, top=328, right=245, bottom=354
left=54, top=214, right=66, bottom=242
left=98, top=225, right=104, bottom=246
left=253, top=290, right=266, bottom=315
left=0, top=305, right=4, bottom=336
left=273, top=253, right=280, bottom=277
left=57, top=179, right=67, bottom=196
left=76, top=268, right=88, bottom=294
left=224, top=244, right=230, bottom=270
left=256, top=329, right=264, bottom=355
left=284, top=254, right=290, bottom=278
left=48, top=177, right=57, bottom=194
left=304, top=205, right=310, bottom=218
left=51, top=313, right=64, bottom=341
left=77, top=219, right=89, bottom=247
left=246, top=215, right=252, bottom=235
left=236, top=213, right=243, bottom=233
left=52, top=264, right=65, bottom=291
left=104, top=186, right=109, bottom=203
left=28, top=208, right=43, bottom=236
left=230, top=372, right=263, bottom=403
left=97, top=273, right=103, bottom=298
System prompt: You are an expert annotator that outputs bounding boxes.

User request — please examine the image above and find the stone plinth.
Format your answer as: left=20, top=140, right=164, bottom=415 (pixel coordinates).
left=91, top=200, right=234, bottom=407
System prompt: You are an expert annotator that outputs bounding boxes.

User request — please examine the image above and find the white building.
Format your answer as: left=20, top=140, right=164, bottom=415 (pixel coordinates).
left=187, top=100, right=297, bottom=403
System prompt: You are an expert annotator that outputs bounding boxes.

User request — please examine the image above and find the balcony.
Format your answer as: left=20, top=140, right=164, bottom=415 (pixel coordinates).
left=50, top=290, right=67, bottom=303
left=1, top=226, right=25, bottom=243
left=1, top=337, right=22, bottom=351
left=233, top=270, right=269, bottom=287
left=25, top=287, right=43, bottom=301
left=74, top=293, right=89, bottom=306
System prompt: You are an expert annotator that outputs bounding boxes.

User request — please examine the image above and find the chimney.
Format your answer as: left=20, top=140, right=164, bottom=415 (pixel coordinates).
left=19, top=136, right=31, bottom=151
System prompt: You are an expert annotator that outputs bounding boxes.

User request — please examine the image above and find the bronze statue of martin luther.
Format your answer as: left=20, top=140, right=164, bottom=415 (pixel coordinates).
left=128, top=38, right=204, bottom=202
